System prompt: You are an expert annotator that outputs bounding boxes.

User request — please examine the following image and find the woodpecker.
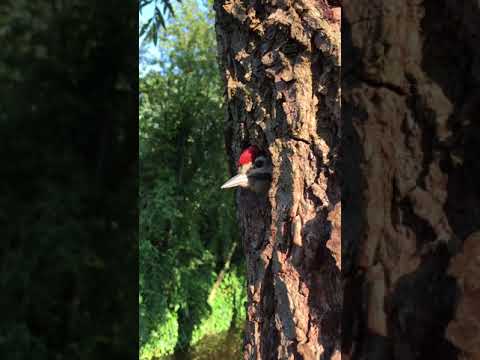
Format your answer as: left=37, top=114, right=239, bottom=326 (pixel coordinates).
left=221, top=145, right=272, bottom=193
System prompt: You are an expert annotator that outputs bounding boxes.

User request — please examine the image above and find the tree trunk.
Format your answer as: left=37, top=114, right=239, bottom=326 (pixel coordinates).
left=214, top=1, right=341, bottom=359
left=342, top=0, right=480, bottom=359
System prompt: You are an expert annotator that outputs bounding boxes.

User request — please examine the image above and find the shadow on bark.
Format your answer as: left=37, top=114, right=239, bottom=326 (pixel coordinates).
left=341, top=78, right=369, bottom=357
left=237, top=180, right=274, bottom=359
left=388, top=246, right=458, bottom=359
left=421, top=0, right=480, bottom=242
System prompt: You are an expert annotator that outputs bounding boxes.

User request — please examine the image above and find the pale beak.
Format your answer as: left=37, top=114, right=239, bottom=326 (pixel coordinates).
left=221, top=173, right=249, bottom=189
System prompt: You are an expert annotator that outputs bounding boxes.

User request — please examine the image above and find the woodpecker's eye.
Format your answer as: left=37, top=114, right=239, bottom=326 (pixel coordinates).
left=254, top=158, right=264, bottom=168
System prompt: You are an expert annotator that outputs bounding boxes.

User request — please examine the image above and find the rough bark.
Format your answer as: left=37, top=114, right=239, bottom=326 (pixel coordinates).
left=214, top=0, right=341, bottom=359
left=342, top=0, right=480, bottom=359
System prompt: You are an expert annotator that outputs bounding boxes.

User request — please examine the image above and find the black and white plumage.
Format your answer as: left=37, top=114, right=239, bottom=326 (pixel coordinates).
left=221, top=146, right=272, bottom=193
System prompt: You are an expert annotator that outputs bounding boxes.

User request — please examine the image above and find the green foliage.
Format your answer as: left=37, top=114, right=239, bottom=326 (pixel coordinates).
left=139, top=1, right=245, bottom=358
left=140, top=309, right=179, bottom=360
left=191, top=268, right=247, bottom=346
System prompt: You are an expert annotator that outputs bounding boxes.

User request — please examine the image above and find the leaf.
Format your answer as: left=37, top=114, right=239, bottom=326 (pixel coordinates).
left=163, top=0, right=176, bottom=18
left=140, top=17, right=153, bottom=37
left=139, top=0, right=154, bottom=10
left=139, top=0, right=181, bottom=43
left=152, top=6, right=164, bottom=45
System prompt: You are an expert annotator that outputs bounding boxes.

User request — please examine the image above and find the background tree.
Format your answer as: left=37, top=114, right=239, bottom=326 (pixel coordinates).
left=213, top=1, right=341, bottom=359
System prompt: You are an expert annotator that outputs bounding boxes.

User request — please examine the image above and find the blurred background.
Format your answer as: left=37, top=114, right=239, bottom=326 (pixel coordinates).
left=1, top=1, right=138, bottom=358
left=139, top=1, right=246, bottom=359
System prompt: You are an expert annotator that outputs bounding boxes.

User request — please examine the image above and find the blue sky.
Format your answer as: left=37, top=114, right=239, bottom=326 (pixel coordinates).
left=139, top=0, right=211, bottom=75
left=139, top=2, right=161, bottom=74
left=138, top=1, right=154, bottom=23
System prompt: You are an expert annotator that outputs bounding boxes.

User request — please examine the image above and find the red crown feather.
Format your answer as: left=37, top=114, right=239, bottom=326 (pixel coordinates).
left=237, top=145, right=260, bottom=166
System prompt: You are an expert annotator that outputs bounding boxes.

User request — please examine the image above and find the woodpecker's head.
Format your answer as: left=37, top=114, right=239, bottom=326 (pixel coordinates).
left=221, top=145, right=272, bottom=193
